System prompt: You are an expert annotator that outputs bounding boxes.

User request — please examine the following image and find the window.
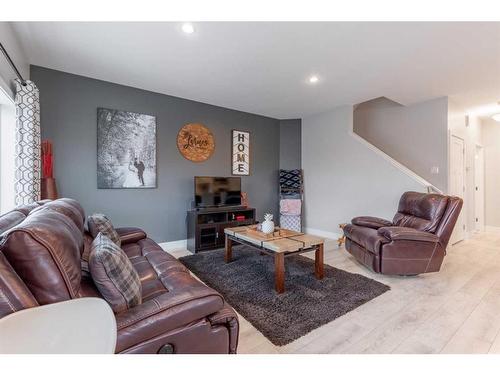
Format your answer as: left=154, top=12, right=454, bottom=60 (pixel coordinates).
left=0, top=86, right=16, bottom=214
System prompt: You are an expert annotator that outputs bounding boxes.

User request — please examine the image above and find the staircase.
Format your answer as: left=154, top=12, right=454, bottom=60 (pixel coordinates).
left=351, top=97, right=445, bottom=195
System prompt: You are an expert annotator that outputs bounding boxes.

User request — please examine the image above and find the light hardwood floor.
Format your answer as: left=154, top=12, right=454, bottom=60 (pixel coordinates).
left=168, top=229, right=500, bottom=354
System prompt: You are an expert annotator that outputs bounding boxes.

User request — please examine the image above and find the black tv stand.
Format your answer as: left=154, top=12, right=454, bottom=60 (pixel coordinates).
left=187, top=206, right=256, bottom=253
left=194, top=205, right=246, bottom=212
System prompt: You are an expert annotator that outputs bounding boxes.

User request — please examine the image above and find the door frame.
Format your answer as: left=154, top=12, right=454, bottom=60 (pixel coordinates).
left=474, top=143, right=485, bottom=232
left=448, top=132, right=466, bottom=244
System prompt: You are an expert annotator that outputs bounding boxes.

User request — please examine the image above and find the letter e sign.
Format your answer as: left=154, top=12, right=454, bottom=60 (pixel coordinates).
left=232, top=130, right=250, bottom=175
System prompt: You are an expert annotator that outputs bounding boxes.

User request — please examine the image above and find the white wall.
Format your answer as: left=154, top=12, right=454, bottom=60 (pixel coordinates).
left=302, top=105, right=425, bottom=238
left=353, top=96, right=449, bottom=192
left=482, top=117, right=500, bottom=227
left=0, top=23, right=28, bottom=213
left=448, top=100, right=483, bottom=233
left=0, top=22, right=29, bottom=98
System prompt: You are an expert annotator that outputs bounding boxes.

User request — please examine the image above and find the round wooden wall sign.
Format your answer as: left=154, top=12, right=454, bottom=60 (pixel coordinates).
left=177, top=123, right=215, bottom=162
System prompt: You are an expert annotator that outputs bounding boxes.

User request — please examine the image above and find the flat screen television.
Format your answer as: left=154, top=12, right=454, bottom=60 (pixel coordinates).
left=194, top=176, right=241, bottom=208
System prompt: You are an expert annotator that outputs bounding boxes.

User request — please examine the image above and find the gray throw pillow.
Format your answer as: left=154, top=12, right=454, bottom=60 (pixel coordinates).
left=87, top=213, right=121, bottom=247
left=89, top=233, right=142, bottom=313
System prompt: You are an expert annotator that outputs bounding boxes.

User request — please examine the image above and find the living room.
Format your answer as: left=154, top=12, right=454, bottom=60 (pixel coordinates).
left=1, top=1, right=500, bottom=373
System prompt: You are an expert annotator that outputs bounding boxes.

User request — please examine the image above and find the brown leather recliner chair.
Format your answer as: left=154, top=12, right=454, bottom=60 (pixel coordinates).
left=0, top=198, right=239, bottom=353
left=343, top=191, right=463, bottom=275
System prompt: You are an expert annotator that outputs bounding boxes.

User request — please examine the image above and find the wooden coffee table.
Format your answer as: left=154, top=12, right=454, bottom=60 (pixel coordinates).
left=224, top=225, right=325, bottom=294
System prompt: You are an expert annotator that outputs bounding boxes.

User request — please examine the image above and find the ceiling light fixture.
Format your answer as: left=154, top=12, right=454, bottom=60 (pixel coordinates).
left=308, top=75, right=319, bottom=84
left=492, top=113, right=500, bottom=122
left=182, top=23, right=195, bottom=34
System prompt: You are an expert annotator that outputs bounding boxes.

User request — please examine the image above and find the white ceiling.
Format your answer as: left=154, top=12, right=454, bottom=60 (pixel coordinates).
left=11, top=22, right=500, bottom=119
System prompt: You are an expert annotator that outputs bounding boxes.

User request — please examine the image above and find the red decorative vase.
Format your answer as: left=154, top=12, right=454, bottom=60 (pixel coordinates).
left=41, top=177, right=58, bottom=200
left=41, top=140, right=58, bottom=200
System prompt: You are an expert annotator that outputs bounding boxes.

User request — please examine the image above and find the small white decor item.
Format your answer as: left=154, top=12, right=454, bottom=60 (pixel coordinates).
left=261, top=213, right=275, bottom=234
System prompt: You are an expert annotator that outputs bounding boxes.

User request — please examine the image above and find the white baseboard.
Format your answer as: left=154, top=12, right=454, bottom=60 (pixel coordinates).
left=485, top=226, right=500, bottom=233
left=304, top=227, right=342, bottom=240
left=303, top=227, right=342, bottom=251
left=159, top=239, right=187, bottom=251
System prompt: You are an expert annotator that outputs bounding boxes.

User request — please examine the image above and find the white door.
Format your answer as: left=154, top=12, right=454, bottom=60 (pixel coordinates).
left=474, top=144, right=485, bottom=231
left=449, top=135, right=466, bottom=244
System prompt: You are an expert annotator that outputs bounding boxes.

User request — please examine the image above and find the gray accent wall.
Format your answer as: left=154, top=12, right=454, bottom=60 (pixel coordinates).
left=279, top=119, right=301, bottom=170
left=32, top=66, right=289, bottom=242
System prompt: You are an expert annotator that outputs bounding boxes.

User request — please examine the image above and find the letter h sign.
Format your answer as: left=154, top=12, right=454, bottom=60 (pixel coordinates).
left=232, top=130, right=250, bottom=175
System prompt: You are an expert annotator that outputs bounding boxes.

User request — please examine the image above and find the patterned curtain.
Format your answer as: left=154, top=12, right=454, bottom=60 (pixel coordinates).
left=14, top=79, right=41, bottom=205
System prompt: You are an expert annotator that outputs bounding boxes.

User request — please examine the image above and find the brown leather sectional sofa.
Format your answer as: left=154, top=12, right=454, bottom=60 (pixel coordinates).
left=0, top=198, right=239, bottom=354
left=343, top=192, right=463, bottom=275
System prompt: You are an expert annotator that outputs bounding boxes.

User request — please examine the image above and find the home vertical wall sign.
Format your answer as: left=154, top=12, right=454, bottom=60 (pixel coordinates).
left=232, top=130, right=250, bottom=175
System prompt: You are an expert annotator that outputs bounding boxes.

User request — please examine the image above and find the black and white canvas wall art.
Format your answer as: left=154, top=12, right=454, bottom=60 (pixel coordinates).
left=97, top=108, right=157, bottom=188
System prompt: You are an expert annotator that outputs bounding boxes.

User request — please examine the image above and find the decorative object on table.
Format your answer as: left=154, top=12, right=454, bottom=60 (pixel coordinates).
left=97, top=108, right=156, bottom=189
left=338, top=223, right=347, bottom=248
left=41, top=140, right=58, bottom=200
left=241, top=191, right=249, bottom=207
left=177, top=123, right=215, bottom=162
left=261, top=213, right=275, bottom=234
left=232, top=129, right=250, bottom=175
left=279, top=169, right=303, bottom=232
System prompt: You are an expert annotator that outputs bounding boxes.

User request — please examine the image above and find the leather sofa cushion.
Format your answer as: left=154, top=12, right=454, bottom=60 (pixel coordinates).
left=115, top=277, right=224, bottom=353
left=31, top=198, right=85, bottom=233
left=0, top=252, right=39, bottom=319
left=89, top=233, right=142, bottom=313
left=122, top=238, right=172, bottom=259
left=122, top=238, right=188, bottom=300
left=351, top=216, right=393, bottom=229
left=1, top=205, right=83, bottom=305
left=0, top=200, right=48, bottom=236
left=393, top=192, right=448, bottom=233
left=343, top=224, right=389, bottom=255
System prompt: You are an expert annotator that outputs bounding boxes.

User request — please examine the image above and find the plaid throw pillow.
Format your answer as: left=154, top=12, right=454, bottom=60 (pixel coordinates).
left=89, top=233, right=142, bottom=313
left=87, top=213, right=121, bottom=247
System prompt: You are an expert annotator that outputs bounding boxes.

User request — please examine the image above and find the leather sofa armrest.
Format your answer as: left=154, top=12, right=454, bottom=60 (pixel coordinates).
left=207, top=303, right=239, bottom=354
left=352, top=216, right=393, bottom=229
left=115, top=227, right=147, bottom=245
left=114, top=282, right=224, bottom=353
left=377, top=226, right=439, bottom=243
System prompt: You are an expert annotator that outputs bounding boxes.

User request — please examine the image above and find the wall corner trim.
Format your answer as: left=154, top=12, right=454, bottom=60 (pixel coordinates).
left=304, top=227, right=342, bottom=240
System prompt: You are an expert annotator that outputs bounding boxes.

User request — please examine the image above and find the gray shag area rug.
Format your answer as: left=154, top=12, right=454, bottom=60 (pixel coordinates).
left=179, top=246, right=390, bottom=346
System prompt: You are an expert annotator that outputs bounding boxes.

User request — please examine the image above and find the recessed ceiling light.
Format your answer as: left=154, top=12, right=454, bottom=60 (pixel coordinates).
left=182, top=23, right=195, bottom=34
left=492, top=113, right=500, bottom=122
left=308, top=75, right=319, bottom=84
